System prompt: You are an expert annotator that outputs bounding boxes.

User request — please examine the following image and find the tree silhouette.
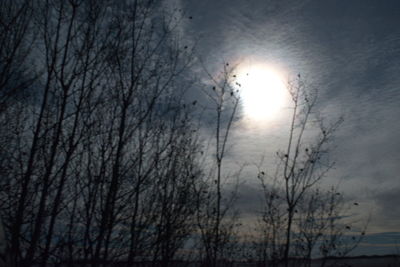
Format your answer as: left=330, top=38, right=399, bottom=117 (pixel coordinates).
left=255, top=76, right=362, bottom=267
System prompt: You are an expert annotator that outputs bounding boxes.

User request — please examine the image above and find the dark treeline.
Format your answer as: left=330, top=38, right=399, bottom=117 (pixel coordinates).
left=0, top=1, right=364, bottom=267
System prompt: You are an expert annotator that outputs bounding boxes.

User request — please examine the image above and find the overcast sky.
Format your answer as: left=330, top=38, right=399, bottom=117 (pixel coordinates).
left=177, top=0, right=400, bottom=255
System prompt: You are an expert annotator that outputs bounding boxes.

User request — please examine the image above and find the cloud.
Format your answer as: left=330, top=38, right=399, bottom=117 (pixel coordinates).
left=235, top=183, right=264, bottom=215
left=182, top=0, right=400, bottom=234
left=374, top=188, right=400, bottom=222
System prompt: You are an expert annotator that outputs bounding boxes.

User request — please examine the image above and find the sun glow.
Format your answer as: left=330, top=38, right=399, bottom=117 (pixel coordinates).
left=235, top=64, right=288, bottom=122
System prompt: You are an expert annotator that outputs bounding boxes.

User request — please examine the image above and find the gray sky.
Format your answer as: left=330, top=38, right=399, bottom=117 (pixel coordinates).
left=178, top=0, right=400, bottom=255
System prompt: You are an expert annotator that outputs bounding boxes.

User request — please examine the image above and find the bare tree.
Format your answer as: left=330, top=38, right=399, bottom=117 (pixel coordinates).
left=0, top=0, right=36, bottom=113
left=0, top=1, right=201, bottom=267
left=0, top=2, right=36, bottom=263
left=256, top=173, right=287, bottom=266
left=293, top=187, right=356, bottom=267
left=194, top=63, right=241, bottom=267
left=316, top=191, right=366, bottom=267
left=1, top=1, right=114, bottom=265
left=257, top=76, right=344, bottom=267
left=294, top=188, right=330, bottom=266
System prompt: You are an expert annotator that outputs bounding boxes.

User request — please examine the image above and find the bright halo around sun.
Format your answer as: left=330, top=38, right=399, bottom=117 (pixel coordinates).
left=235, top=65, right=289, bottom=122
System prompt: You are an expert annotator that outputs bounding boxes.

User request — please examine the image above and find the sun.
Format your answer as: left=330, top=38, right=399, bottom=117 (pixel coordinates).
left=235, top=64, right=289, bottom=122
